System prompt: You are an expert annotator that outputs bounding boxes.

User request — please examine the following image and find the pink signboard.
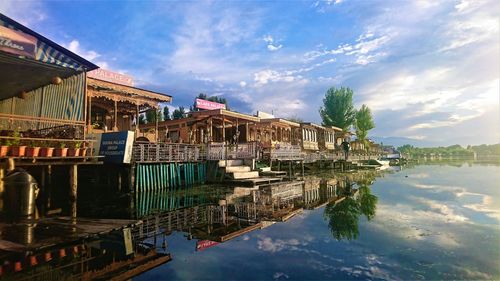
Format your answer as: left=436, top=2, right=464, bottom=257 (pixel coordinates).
left=87, top=68, right=134, bottom=86
left=0, top=26, right=37, bottom=58
left=196, top=240, right=219, bottom=251
left=195, top=98, right=226, bottom=110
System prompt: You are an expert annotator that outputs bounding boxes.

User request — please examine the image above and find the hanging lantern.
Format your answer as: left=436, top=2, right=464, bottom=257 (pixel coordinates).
left=18, top=91, right=27, bottom=99
left=51, top=76, right=63, bottom=85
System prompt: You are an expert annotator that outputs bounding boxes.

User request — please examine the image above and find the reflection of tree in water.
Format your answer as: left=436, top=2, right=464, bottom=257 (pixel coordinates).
left=358, top=184, right=378, bottom=221
left=323, top=178, right=378, bottom=241
left=324, top=197, right=360, bottom=240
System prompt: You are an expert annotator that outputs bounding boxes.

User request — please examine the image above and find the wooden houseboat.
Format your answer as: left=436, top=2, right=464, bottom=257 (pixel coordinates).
left=299, top=123, right=321, bottom=151
left=318, top=125, right=342, bottom=151
left=0, top=14, right=97, bottom=142
left=350, top=139, right=366, bottom=152
left=256, top=118, right=301, bottom=149
left=85, top=72, right=172, bottom=138
left=141, top=108, right=260, bottom=144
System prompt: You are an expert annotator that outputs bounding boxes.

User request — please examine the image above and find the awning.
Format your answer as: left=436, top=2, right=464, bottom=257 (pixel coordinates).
left=87, top=78, right=172, bottom=108
left=0, top=52, right=78, bottom=101
left=0, top=14, right=98, bottom=72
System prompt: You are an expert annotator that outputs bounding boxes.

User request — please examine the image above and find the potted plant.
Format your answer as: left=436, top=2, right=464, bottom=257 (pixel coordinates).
left=40, top=142, right=54, bottom=157
left=80, top=141, right=89, bottom=157
left=26, top=141, right=41, bottom=157
left=54, top=142, right=68, bottom=157
left=0, top=138, right=10, bottom=157
left=9, top=130, right=26, bottom=157
left=67, top=142, right=81, bottom=157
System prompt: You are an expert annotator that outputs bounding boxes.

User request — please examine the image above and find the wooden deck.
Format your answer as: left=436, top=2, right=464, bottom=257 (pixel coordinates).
left=0, top=217, right=139, bottom=255
left=225, top=177, right=284, bottom=186
left=0, top=155, right=103, bottom=166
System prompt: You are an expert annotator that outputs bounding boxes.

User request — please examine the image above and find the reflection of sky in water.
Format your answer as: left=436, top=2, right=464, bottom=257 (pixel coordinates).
left=136, top=162, right=500, bottom=280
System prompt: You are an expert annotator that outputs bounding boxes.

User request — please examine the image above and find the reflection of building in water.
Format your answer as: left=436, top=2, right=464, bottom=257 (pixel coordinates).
left=303, top=177, right=338, bottom=209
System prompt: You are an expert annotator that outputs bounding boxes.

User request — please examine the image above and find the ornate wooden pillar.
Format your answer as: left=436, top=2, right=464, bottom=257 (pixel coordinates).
left=113, top=100, right=118, bottom=131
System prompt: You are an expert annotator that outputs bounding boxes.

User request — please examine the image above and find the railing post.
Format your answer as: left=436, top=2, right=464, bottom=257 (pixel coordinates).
left=140, top=143, right=145, bottom=162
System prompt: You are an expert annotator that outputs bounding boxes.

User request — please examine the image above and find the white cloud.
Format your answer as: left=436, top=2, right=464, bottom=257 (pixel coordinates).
left=257, top=237, right=302, bottom=253
left=239, top=81, right=247, bottom=87
left=253, top=58, right=336, bottom=86
left=63, top=40, right=110, bottom=69
left=303, top=32, right=391, bottom=66
left=263, top=35, right=274, bottom=43
left=0, top=0, right=46, bottom=27
left=267, top=44, right=283, bottom=51
left=254, top=69, right=296, bottom=85
left=66, top=40, right=100, bottom=61
left=263, top=35, right=283, bottom=51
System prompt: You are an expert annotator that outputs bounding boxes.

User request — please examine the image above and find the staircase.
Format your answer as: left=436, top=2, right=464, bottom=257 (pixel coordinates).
left=218, top=160, right=259, bottom=180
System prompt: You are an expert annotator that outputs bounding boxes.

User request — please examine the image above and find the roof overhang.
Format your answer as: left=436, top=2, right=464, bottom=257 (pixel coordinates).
left=261, top=118, right=300, bottom=127
left=87, top=78, right=172, bottom=108
left=0, top=14, right=98, bottom=71
left=0, top=52, right=79, bottom=101
left=190, top=109, right=260, bottom=122
left=300, top=122, right=325, bottom=130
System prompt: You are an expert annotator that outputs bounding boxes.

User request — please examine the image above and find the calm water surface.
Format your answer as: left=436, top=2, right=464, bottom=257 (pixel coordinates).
left=136, top=161, right=500, bottom=280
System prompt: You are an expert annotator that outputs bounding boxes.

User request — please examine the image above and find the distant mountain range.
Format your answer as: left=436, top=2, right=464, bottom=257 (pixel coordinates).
left=370, top=136, right=440, bottom=148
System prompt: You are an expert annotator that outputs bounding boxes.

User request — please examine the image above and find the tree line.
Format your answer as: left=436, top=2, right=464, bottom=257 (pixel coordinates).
left=398, top=143, right=500, bottom=157
left=140, top=93, right=226, bottom=124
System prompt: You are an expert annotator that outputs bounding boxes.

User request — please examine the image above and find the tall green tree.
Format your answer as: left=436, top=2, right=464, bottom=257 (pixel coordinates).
left=355, top=104, right=375, bottom=147
left=163, top=106, right=171, bottom=121
left=319, top=86, right=356, bottom=131
left=172, top=106, right=186, bottom=120
left=145, top=109, right=162, bottom=123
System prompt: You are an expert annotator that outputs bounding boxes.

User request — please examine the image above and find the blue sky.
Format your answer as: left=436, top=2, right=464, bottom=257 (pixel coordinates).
left=1, top=0, right=498, bottom=146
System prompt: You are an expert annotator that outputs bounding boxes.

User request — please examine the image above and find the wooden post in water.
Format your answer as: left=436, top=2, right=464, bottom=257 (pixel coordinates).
left=130, top=164, right=136, bottom=218
left=69, top=165, right=78, bottom=218
left=0, top=168, right=4, bottom=212
left=46, top=165, right=52, bottom=212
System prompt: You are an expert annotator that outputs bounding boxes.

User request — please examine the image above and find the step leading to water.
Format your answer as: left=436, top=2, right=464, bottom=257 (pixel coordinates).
left=218, top=159, right=244, bottom=167
left=225, top=166, right=251, bottom=173
left=231, top=171, right=260, bottom=179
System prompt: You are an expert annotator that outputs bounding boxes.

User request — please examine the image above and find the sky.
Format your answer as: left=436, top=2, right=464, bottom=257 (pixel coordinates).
left=1, top=0, right=499, bottom=146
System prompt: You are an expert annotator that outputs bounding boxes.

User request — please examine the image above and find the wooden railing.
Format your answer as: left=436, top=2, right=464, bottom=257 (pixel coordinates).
left=302, top=152, right=380, bottom=163
left=133, top=142, right=203, bottom=163
left=206, top=142, right=258, bottom=160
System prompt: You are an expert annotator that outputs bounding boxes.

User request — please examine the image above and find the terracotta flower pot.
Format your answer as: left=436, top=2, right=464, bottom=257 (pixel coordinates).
left=80, top=148, right=88, bottom=157
left=54, top=148, right=68, bottom=157
left=26, top=147, right=41, bottom=157
left=10, top=146, right=27, bottom=157
left=0, top=145, right=8, bottom=157
left=67, top=148, right=80, bottom=157
left=40, top=147, right=54, bottom=157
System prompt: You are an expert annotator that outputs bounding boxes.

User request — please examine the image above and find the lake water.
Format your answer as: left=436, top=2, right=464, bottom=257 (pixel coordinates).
left=135, top=161, right=500, bottom=280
